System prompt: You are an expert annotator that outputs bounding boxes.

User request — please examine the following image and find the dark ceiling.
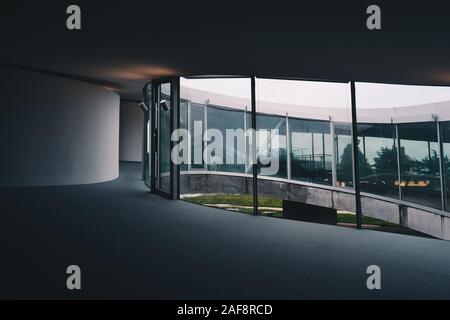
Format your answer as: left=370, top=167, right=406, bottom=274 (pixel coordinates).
left=1, top=1, right=450, bottom=100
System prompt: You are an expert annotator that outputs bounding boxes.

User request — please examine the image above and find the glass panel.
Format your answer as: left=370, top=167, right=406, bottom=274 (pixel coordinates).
left=179, top=77, right=253, bottom=215
left=357, top=123, right=398, bottom=198
left=334, top=122, right=353, bottom=188
left=190, top=103, right=205, bottom=169
left=256, top=114, right=287, bottom=179
left=256, top=78, right=354, bottom=224
left=289, top=118, right=332, bottom=185
left=398, top=122, right=441, bottom=209
left=207, top=105, right=245, bottom=173
left=158, top=82, right=171, bottom=192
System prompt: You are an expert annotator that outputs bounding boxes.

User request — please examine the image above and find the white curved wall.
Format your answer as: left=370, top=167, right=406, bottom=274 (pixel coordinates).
left=0, top=65, right=120, bottom=186
left=182, top=85, right=450, bottom=123
left=119, top=101, right=143, bottom=162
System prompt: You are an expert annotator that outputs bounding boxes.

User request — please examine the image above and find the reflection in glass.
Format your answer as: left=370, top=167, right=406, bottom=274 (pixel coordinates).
left=398, top=122, right=441, bottom=209
left=256, top=114, right=287, bottom=179
left=358, top=123, right=398, bottom=198
left=289, top=118, right=332, bottom=185
left=255, top=78, right=353, bottom=222
left=334, top=123, right=353, bottom=188
left=190, top=103, right=205, bottom=169
left=207, top=105, right=245, bottom=173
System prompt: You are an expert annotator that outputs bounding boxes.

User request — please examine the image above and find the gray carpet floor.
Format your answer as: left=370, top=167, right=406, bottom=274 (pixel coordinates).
left=1, top=162, right=450, bottom=299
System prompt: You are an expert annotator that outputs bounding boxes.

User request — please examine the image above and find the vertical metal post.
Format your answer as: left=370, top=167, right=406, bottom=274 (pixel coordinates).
left=362, top=136, right=366, bottom=177
left=286, top=113, right=291, bottom=180
left=395, top=124, right=402, bottom=200
left=428, top=141, right=432, bottom=174
left=187, top=101, right=192, bottom=171
left=350, top=81, right=362, bottom=229
left=436, top=119, right=446, bottom=211
left=244, top=107, right=248, bottom=174
left=322, top=133, right=326, bottom=170
left=311, top=132, right=315, bottom=170
left=251, top=76, right=258, bottom=216
left=330, top=120, right=337, bottom=187
left=204, top=103, right=208, bottom=171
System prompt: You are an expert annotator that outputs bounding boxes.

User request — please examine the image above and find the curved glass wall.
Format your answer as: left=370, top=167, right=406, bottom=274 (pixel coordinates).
left=167, top=77, right=450, bottom=233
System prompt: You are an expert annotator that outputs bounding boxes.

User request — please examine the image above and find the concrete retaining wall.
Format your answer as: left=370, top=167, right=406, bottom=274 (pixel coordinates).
left=180, top=172, right=450, bottom=240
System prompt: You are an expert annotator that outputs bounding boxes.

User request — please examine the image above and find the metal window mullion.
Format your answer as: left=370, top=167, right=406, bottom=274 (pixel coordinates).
left=322, top=133, right=326, bottom=170
left=437, top=120, right=446, bottom=211
left=204, top=104, right=208, bottom=171
left=428, top=141, right=432, bottom=173
left=311, top=131, right=315, bottom=170
left=330, top=121, right=337, bottom=187
left=251, top=76, right=258, bottom=216
left=396, top=124, right=402, bottom=200
left=362, top=136, right=366, bottom=177
left=244, top=107, right=248, bottom=174
left=187, top=101, right=192, bottom=171
left=286, top=113, right=291, bottom=180
left=351, top=125, right=356, bottom=189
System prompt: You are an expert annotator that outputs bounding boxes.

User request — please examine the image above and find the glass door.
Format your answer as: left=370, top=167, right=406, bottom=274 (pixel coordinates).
left=145, top=78, right=179, bottom=199
left=157, top=82, right=172, bottom=193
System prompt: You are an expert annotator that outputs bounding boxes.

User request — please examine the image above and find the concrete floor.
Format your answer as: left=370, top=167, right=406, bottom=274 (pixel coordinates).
left=1, top=162, right=450, bottom=299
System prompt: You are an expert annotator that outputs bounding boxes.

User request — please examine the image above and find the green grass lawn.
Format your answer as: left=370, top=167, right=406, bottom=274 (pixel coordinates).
left=184, top=194, right=282, bottom=207
left=337, top=213, right=396, bottom=227
left=182, top=193, right=397, bottom=227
